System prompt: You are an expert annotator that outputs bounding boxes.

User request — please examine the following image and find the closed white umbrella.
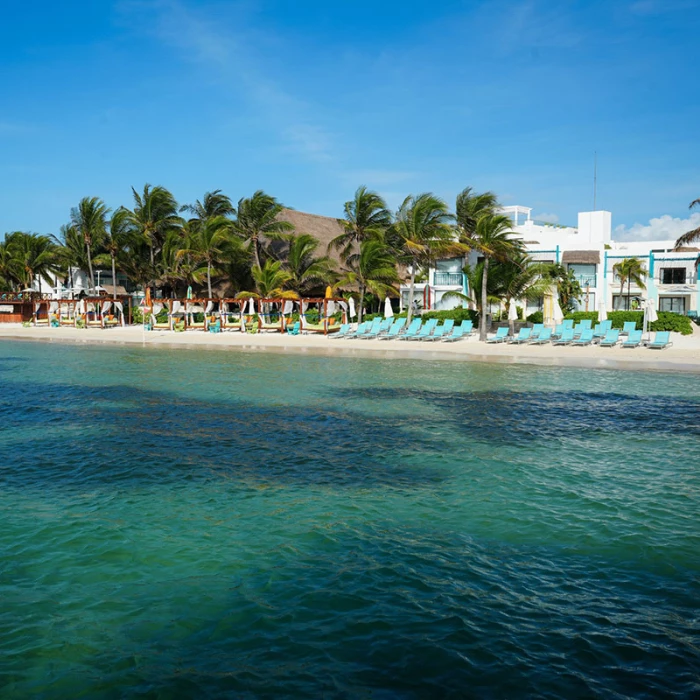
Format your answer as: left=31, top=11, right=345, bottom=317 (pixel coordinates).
left=384, top=296, right=394, bottom=319
left=508, top=299, right=518, bottom=321
left=598, top=301, right=607, bottom=323
left=247, top=298, right=256, bottom=315
left=643, top=298, right=658, bottom=342
left=348, top=296, right=356, bottom=319
left=553, top=297, right=564, bottom=325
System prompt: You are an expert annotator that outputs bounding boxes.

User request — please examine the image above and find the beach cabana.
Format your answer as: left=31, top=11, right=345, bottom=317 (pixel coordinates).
left=32, top=299, right=56, bottom=326
left=221, top=300, right=245, bottom=331
left=0, top=293, right=38, bottom=324
left=299, top=297, right=348, bottom=335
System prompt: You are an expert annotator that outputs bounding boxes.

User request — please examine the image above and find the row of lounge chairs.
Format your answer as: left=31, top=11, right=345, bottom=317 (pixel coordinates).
left=487, top=322, right=673, bottom=349
left=325, top=317, right=474, bottom=342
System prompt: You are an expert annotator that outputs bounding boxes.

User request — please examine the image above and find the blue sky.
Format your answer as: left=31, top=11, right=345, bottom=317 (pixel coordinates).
left=1, top=0, right=698, bottom=240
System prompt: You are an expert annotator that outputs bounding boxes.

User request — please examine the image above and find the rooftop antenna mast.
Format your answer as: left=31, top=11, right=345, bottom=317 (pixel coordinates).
left=593, top=151, right=597, bottom=210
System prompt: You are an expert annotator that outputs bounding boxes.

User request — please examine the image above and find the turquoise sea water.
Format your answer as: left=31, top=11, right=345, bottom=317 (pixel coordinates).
left=1, top=340, right=699, bottom=698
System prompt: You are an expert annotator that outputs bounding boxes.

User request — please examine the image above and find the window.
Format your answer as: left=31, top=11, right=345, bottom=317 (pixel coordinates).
left=612, top=295, right=643, bottom=311
left=660, top=268, right=686, bottom=284
left=434, top=258, right=463, bottom=286
left=658, top=296, right=686, bottom=313
left=568, top=263, right=596, bottom=287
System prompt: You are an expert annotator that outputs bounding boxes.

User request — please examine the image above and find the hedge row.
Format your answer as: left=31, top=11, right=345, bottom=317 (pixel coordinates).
left=525, top=310, right=692, bottom=335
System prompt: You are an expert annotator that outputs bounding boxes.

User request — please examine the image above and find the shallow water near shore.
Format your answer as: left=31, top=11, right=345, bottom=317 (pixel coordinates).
left=1, top=340, right=699, bottom=698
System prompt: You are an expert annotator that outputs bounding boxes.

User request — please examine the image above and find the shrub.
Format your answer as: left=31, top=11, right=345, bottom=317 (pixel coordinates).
left=420, top=308, right=479, bottom=324
left=563, top=310, right=692, bottom=335
left=526, top=311, right=543, bottom=324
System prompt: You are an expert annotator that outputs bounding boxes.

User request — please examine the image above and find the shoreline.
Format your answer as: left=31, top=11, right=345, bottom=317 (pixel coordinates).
left=1, top=324, right=699, bottom=373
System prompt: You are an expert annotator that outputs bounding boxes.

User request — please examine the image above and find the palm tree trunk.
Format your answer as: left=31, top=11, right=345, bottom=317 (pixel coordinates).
left=358, top=283, right=365, bottom=323
left=86, top=242, right=95, bottom=290
left=508, top=301, right=515, bottom=337
left=111, top=254, right=117, bottom=300
left=406, top=267, right=417, bottom=328
left=253, top=233, right=261, bottom=270
left=480, top=256, right=490, bottom=341
left=627, top=278, right=631, bottom=311
left=207, top=260, right=212, bottom=299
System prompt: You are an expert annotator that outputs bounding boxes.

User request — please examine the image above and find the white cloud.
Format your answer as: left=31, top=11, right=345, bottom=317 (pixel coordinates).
left=614, top=212, right=700, bottom=242
left=532, top=211, right=559, bottom=224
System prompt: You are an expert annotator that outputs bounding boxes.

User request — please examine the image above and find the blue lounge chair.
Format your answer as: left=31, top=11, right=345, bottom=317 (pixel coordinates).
left=530, top=323, right=544, bottom=340
left=365, top=318, right=392, bottom=339
left=328, top=323, right=351, bottom=339
left=553, top=328, right=575, bottom=345
left=648, top=331, right=673, bottom=349
left=462, top=320, right=474, bottom=335
left=530, top=328, right=552, bottom=344
left=345, top=322, right=367, bottom=339
left=573, top=328, right=594, bottom=345
left=353, top=319, right=380, bottom=339
left=551, top=324, right=565, bottom=339
left=486, top=327, right=509, bottom=343
left=424, top=319, right=454, bottom=342
left=563, top=319, right=574, bottom=330
left=442, top=323, right=466, bottom=342
left=409, top=318, right=439, bottom=341
left=286, top=321, right=300, bottom=335
left=592, top=323, right=603, bottom=339
left=621, top=330, right=642, bottom=348
left=509, top=328, right=532, bottom=344
left=398, top=319, right=422, bottom=340
left=599, top=329, right=620, bottom=347
left=621, top=321, right=637, bottom=337
left=378, top=319, right=404, bottom=340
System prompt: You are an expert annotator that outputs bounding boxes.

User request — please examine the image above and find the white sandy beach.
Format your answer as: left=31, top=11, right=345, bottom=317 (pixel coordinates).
left=1, top=323, right=699, bottom=372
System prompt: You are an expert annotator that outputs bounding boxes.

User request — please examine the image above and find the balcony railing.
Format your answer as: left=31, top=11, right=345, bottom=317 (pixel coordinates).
left=656, top=275, right=696, bottom=285
left=433, top=272, right=463, bottom=286
left=574, top=274, right=597, bottom=287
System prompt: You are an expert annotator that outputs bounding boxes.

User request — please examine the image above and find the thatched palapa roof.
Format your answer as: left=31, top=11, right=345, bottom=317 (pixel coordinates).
left=277, top=209, right=346, bottom=259
left=561, top=250, right=601, bottom=264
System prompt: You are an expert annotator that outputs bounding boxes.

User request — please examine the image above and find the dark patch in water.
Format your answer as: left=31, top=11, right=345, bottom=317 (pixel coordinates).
left=333, top=387, right=700, bottom=443
left=0, top=379, right=445, bottom=490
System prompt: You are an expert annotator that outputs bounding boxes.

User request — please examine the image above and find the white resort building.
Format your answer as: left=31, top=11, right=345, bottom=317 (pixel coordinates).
left=400, top=206, right=700, bottom=317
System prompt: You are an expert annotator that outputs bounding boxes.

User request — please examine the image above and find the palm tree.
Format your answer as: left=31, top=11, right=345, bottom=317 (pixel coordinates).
left=284, top=234, right=335, bottom=294
left=337, top=238, right=399, bottom=323
left=612, top=257, right=647, bottom=310
left=455, top=187, right=499, bottom=237
left=391, top=193, right=458, bottom=327
left=126, top=184, right=182, bottom=279
left=6, top=232, right=60, bottom=293
left=70, top=197, right=110, bottom=290
left=240, top=259, right=298, bottom=299
left=93, top=208, right=131, bottom=300
left=497, top=255, right=552, bottom=334
left=232, top=191, right=294, bottom=270
left=181, top=189, right=235, bottom=222
left=460, top=214, right=524, bottom=340
left=52, top=224, right=90, bottom=294
left=674, top=197, right=700, bottom=248
left=330, top=186, right=392, bottom=260
left=542, top=264, right=583, bottom=315
left=178, top=215, right=232, bottom=298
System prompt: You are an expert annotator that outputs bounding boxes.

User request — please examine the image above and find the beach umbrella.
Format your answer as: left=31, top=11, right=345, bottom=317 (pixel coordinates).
left=508, top=299, right=518, bottom=321
left=553, top=297, right=564, bottom=325
left=326, top=300, right=336, bottom=317
left=144, top=287, right=152, bottom=310
left=247, top=298, right=256, bottom=315
left=642, top=298, right=658, bottom=341
left=348, top=296, right=356, bottom=319
left=384, top=296, right=394, bottom=319
left=186, top=286, right=193, bottom=300
left=325, top=285, right=333, bottom=299
left=598, top=301, right=607, bottom=322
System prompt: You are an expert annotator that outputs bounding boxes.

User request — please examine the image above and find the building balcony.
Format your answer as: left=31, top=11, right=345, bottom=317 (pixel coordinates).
left=433, top=272, right=463, bottom=286
left=656, top=275, right=696, bottom=286
left=574, top=274, right=597, bottom=287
